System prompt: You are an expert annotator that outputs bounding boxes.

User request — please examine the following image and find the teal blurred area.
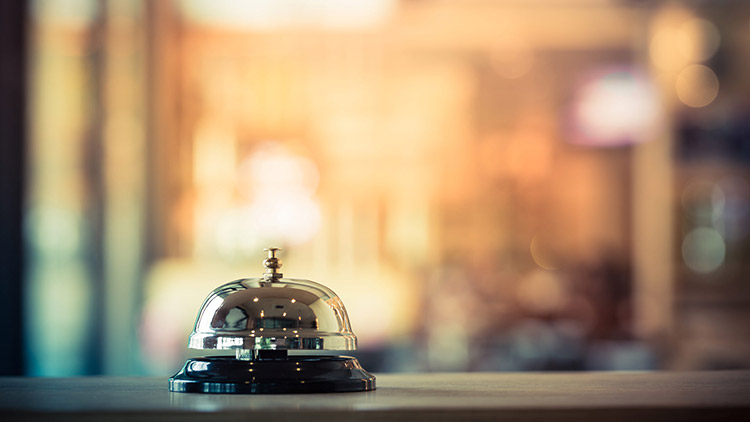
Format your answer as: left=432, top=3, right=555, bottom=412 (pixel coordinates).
left=15, top=0, right=750, bottom=376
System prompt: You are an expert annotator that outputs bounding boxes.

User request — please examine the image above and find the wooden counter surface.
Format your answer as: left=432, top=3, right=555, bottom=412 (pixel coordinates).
left=2, top=371, right=749, bottom=421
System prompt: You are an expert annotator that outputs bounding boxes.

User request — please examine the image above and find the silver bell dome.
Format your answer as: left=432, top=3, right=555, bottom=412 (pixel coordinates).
left=187, top=248, right=357, bottom=352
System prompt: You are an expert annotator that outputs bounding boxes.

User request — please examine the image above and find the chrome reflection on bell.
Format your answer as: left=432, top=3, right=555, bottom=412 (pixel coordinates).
left=188, top=248, right=356, bottom=352
left=168, top=248, right=375, bottom=394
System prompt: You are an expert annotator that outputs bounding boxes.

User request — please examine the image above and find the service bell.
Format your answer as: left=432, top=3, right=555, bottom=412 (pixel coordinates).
left=168, top=248, right=376, bottom=393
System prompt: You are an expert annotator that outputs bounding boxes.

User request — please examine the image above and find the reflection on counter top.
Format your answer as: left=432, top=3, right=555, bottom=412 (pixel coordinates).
left=2, top=371, right=749, bottom=421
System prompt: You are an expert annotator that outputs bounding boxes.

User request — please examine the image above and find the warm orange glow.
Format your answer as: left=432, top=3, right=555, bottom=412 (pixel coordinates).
left=27, top=0, right=750, bottom=376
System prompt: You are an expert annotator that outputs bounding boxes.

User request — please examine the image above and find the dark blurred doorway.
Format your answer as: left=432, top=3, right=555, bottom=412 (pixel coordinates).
left=0, top=0, right=28, bottom=375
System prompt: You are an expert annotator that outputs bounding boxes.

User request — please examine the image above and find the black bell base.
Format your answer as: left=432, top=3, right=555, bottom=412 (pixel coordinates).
left=169, top=355, right=376, bottom=394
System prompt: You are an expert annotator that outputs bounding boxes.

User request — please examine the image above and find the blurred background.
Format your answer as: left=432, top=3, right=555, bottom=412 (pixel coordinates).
left=1, top=0, right=749, bottom=376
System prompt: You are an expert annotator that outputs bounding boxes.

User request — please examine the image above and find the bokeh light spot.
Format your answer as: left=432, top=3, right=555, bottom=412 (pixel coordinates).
left=677, top=18, right=721, bottom=63
left=570, top=70, right=660, bottom=146
left=682, top=227, right=725, bottom=273
left=675, top=64, right=719, bottom=108
left=530, top=235, right=557, bottom=270
left=681, top=180, right=719, bottom=224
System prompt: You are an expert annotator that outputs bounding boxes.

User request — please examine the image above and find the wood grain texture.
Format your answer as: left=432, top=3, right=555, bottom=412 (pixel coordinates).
left=1, top=371, right=749, bottom=421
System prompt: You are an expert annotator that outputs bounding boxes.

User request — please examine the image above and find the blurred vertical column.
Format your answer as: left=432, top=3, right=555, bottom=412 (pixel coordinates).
left=99, top=0, right=147, bottom=375
left=0, top=0, right=27, bottom=375
left=26, top=0, right=100, bottom=375
left=632, top=9, right=675, bottom=345
left=632, top=120, right=675, bottom=340
left=145, top=0, right=181, bottom=262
